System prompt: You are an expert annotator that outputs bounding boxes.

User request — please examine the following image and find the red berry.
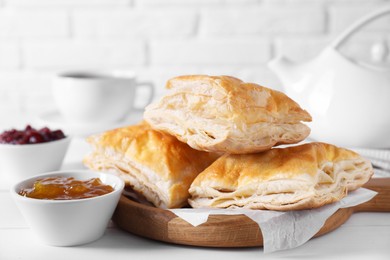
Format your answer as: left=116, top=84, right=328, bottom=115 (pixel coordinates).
left=0, top=125, right=65, bottom=145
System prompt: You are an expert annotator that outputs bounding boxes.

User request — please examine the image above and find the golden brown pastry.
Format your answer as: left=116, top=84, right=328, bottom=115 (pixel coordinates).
left=189, top=142, right=373, bottom=211
left=144, top=75, right=312, bottom=154
left=83, top=122, right=219, bottom=209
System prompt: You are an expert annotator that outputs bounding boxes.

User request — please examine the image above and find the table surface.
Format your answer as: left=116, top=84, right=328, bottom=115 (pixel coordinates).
left=1, top=118, right=390, bottom=260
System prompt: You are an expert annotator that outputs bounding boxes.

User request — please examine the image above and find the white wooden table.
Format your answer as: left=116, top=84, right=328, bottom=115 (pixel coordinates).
left=1, top=122, right=390, bottom=260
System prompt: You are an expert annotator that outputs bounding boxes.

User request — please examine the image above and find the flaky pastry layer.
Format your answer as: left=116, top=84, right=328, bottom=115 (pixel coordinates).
left=83, top=122, right=219, bottom=209
left=189, top=142, right=373, bottom=211
left=144, top=75, right=312, bottom=154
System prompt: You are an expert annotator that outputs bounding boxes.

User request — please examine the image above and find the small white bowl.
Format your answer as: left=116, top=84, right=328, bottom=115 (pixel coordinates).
left=0, top=136, right=71, bottom=183
left=11, top=170, right=125, bottom=246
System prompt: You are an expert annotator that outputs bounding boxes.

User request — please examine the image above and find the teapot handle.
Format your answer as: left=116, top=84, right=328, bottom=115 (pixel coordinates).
left=329, top=6, right=390, bottom=50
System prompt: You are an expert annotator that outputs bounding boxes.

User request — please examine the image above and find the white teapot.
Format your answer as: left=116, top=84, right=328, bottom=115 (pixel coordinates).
left=268, top=7, right=390, bottom=148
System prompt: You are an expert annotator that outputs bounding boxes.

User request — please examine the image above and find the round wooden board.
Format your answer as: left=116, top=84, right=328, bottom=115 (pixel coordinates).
left=112, top=196, right=354, bottom=248
left=111, top=178, right=390, bottom=248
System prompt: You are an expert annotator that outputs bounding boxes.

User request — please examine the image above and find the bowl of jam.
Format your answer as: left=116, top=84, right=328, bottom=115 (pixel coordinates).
left=11, top=170, right=124, bottom=246
left=0, top=125, right=71, bottom=183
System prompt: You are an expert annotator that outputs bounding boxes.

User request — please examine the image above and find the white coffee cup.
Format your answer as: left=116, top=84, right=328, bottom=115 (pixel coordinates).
left=52, top=71, right=154, bottom=124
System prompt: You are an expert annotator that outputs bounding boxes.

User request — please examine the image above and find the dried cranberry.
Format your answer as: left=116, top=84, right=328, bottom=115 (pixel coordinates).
left=39, top=127, right=51, bottom=135
left=28, top=133, right=44, bottom=144
left=0, top=125, right=66, bottom=145
left=50, top=130, right=66, bottom=140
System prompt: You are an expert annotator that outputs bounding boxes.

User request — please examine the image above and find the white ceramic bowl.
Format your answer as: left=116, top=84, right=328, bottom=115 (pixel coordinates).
left=0, top=136, right=71, bottom=182
left=11, top=170, right=125, bottom=246
left=0, top=137, right=71, bottom=183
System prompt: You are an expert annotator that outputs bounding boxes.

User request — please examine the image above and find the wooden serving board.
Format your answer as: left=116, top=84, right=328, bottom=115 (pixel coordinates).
left=112, top=178, right=390, bottom=248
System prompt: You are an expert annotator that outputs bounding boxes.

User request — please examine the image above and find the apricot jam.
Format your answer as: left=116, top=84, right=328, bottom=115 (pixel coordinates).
left=19, top=177, right=114, bottom=200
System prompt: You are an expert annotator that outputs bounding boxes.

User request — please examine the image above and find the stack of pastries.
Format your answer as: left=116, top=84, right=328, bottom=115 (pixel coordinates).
left=84, top=75, right=373, bottom=211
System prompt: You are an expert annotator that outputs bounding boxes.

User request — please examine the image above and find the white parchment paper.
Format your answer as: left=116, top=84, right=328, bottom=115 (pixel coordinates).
left=169, top=188, right=377, bottom=253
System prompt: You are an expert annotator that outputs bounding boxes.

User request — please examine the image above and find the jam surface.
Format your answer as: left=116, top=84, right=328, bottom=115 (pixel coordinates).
left=0, top=125, right=65, bottom=145
left=19, top=177, right=114, bottom=200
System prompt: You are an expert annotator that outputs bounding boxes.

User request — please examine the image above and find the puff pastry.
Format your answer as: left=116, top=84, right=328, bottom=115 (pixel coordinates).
left=83, top=122, right=219, bottom=209
left=144, top=75, right=312, bottom=154
left=189, top=142, right=373, bottom=211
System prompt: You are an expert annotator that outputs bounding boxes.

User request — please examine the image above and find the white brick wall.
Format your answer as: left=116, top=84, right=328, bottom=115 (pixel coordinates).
left=22, top=39, right=146, bottom=69
left=0, top=9, right=69, bottom=38
left=4, top=0, right=132, bottom=7
left=136, top=0, right=260, bottom=7
left=0, top=41, right=20, bottom=69
left=199, top=7, right=325, bottom=35
left=150, top=38, right=270, bottom=65
left=73, top=9, right=197, bottom=38
left=0, top=0, right=389, bottom=120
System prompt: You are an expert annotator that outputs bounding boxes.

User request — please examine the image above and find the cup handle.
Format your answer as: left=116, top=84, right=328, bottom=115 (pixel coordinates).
left=133, top=81, right=155, bottom=112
